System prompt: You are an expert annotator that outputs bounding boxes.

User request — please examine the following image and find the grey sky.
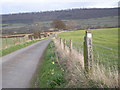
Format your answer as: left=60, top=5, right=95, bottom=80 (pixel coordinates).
left=0, top=0, right=119, bottom=14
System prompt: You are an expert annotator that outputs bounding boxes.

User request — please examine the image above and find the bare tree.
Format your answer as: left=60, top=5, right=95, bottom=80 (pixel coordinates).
left=32, top=22, right=42, bottom=39
left=51, top=20, right=66, bottom=30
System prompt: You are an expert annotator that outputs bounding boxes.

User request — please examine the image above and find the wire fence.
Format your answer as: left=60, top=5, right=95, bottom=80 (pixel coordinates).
left=55, top=30, right=118, bottom=88
left=1, top=37, right=30, bottom=50
left=92, top=44, right=118, bottom=69
left=57, top=37, right=118, bottom=70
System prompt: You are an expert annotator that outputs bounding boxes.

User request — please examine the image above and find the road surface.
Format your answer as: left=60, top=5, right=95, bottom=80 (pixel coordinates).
left=1, top=39, right=51, bottom=88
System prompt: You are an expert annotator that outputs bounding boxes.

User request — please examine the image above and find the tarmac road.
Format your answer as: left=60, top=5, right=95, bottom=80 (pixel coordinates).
left=2, top=39, right=51, bottom=88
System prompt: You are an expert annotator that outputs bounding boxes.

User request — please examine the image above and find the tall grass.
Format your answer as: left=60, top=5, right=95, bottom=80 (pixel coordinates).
left=54, top=38, right=118, bottom=88
left=56, top=28, right=119, bottom=88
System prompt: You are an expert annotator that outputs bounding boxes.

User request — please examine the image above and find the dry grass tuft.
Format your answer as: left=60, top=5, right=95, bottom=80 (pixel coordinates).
left=53, top=38, right=119, bottom=88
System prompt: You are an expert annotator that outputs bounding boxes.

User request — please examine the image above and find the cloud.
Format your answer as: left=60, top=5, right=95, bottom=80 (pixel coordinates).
left=0, top=0, right=119, bottom=14
left=1, top=0, right=119, bottom=3
left=86, top=2, right=118, bottom=8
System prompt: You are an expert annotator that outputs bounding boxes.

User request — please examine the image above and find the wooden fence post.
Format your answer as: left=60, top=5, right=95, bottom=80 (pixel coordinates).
left=84, top=29, right=93, bottom=72
left=55, top=33, right=57, bottom=38
left=23, top=37, right=25, bottom=42
left=19, top=37, right=21, bottom=43
left=17, top=37, right=19, bottom=44
left=60, top=38, right=62, bottom=45
left=13, top=38, right=16, bottom=45
left=5, top=37, right=8, bottom=48
left=15, top=37, right=16, bottom=45
left=63, top=39, right=66, bottom=50
left=70, top=39, right=72, bottom=53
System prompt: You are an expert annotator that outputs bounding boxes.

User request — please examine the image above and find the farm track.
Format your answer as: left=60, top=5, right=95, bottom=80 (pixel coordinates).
left=1, top=39, right=51, bottom=88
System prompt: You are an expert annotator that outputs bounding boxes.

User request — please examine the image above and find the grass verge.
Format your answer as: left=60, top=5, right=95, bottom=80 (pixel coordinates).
left=53, top=38, right=118, bottom=88
left=0, top=38, right=45, bottom=56
left=34, top=41, right=66, bottom=88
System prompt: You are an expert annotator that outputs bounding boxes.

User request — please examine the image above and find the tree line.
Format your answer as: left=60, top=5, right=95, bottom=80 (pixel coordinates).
left=2, top=8, right=119, bottom=24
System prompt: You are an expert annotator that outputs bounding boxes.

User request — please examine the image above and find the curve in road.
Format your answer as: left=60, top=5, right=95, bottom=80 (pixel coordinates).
left=2, top=39, right=51, bottom=88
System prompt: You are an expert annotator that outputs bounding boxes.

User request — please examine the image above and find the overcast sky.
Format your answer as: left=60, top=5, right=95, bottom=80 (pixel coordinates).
left=0, top=0, right=119, bottom=14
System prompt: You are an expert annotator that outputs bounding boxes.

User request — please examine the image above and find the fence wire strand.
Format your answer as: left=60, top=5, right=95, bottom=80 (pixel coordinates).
left=61, top=38, right=118, bottom=69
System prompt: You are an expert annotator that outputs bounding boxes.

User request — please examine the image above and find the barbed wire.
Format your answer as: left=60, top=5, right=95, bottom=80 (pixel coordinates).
left=93, top=44, right=119, bottom=51
left=72, top=41, right=118, bottom=68
left=56, top=37, right=118, bottom=69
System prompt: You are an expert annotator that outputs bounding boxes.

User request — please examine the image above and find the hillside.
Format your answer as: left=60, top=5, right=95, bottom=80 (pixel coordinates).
left=1, top=16, right=118, bottom=35
left=2, top=8, right=119, bottom=24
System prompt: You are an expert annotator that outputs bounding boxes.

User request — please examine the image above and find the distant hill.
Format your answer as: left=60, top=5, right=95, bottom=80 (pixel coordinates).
left=2, top=8, right=119, bottom=24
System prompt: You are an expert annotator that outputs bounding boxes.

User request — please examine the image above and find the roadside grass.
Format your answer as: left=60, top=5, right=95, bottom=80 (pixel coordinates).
left=35, top=41, right=66, bottom=88
left=0, top=38, right=45, bottom=56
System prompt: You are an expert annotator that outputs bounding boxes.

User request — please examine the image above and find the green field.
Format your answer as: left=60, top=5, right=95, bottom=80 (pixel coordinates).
left=0, top=38, right=45, bottom=56
left=72, top=16, right=118, bottom=28
left=59, top=28, right=118, bottom=68
left=0, top=37, right=30, bottom=50
left=1, top=23, right=27, bottom=30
